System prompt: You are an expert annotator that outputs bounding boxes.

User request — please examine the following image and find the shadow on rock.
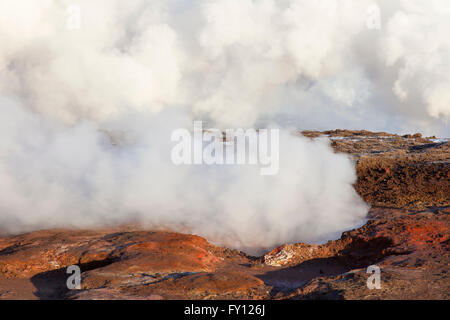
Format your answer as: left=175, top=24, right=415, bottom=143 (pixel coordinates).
left=30, top=258, right=116, bottom=299
left=257, top=257, right=351, bottom=293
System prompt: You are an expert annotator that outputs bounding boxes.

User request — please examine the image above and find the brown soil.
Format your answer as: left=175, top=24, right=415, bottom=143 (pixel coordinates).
left=302, top=129, right=449, bottom=209
left=0, top=130, right=448, bottom=300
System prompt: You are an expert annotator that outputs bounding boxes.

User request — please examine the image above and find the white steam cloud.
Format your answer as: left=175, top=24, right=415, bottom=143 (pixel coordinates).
left=0, top=0, right=448, bottom=253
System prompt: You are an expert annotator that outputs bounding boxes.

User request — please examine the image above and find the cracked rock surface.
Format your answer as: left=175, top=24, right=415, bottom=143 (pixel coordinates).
left=0, top=131, right=448, bottom=299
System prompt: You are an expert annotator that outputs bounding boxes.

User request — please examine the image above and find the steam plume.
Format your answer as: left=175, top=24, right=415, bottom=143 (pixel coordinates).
left=0, top=0, right=447, bottom=252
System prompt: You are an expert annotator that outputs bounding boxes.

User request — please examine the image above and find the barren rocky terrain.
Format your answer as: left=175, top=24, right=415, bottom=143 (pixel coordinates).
left=0, top=130, right=448, bottom=300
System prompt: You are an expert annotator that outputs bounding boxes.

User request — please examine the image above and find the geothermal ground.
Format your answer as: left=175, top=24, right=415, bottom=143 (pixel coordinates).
left=0, top=130, right=448, bottom=300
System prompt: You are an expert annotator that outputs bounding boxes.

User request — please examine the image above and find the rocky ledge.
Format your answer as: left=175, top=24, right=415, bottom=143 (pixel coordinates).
left=0, top=130, right=448, bottom=299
